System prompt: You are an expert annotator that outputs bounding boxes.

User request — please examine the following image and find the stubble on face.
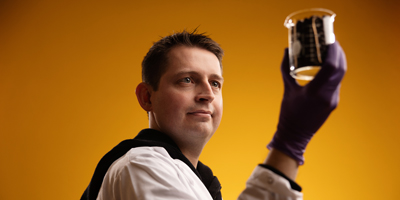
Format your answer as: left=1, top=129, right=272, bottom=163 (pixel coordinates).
left=149, top=45, right=223, bottom=147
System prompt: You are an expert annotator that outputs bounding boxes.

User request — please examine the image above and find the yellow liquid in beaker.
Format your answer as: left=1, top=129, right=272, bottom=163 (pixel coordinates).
left=291, top=66, right=321, bottom=86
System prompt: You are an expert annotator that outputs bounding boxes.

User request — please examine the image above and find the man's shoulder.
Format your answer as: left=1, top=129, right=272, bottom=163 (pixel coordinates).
left=106, top=146, right=183, bottom=176
left=112, top=146, right=177, bottom=167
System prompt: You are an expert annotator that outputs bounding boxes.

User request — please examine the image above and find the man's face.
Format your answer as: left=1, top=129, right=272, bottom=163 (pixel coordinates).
left=148, top=45, right=223, bottom=146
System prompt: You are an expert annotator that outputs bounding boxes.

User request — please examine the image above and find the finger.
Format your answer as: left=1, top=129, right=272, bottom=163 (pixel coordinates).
left=307, top=42, right=346, bottom=94
left=321, top=83, right=341, bottom=111
left=281, top=48, right=300, bottom=89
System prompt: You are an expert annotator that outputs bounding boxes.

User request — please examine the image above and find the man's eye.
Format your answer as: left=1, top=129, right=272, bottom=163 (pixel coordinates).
left=182, top=77, right=192, bottom=83
left=211, top=81, right=220, bottom=88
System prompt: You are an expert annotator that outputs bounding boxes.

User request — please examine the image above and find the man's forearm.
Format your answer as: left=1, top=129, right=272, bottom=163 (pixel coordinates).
left=264, top=148, right=299, bottom=181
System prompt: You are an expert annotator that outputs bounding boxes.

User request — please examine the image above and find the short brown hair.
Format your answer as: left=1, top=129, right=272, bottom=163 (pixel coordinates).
left=141, top=30, right=224, bottom=91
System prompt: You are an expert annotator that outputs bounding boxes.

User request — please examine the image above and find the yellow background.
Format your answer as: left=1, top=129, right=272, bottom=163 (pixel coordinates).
left=1, top=0, right=399, bottom=199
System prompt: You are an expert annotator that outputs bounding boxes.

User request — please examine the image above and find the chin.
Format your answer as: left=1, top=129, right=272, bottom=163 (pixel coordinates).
left=187, top=125, right=215, bottom=139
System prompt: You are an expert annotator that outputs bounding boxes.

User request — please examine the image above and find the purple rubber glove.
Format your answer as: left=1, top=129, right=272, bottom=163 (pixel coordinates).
left=267, top=42, right=347, bottom=165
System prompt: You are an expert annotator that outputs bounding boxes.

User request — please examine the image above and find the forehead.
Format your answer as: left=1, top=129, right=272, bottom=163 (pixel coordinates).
left=163, top=46, right=222, bottom=77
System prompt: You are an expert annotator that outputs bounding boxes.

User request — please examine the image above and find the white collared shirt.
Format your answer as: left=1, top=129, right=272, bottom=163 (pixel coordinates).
left=97, top=146, right=302, bottom=200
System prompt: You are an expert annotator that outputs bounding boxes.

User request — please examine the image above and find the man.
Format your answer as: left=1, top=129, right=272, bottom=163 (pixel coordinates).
left=82, top=30, right=346, bottom=200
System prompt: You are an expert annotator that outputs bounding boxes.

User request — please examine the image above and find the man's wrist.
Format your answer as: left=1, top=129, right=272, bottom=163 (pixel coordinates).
left=264, top=148, right=299, bottom=180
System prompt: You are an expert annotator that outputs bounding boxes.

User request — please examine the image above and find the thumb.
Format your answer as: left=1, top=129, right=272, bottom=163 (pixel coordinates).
left=280, top=48, right=299, bottom=89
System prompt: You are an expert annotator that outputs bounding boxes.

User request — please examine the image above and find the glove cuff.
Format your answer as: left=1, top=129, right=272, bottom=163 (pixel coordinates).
left=267, top=130, right=313, bottom=165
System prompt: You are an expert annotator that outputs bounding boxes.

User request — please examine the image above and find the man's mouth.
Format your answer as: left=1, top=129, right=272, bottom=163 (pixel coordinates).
left=188, top=110, right=212, bottom=117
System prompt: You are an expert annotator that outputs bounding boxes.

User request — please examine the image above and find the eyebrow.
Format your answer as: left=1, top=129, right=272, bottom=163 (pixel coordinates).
left=174, top=71, right=224, bottom=82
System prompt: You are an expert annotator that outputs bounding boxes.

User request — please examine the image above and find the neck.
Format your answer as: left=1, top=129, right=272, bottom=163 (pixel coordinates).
left=147, top=117, right=210, bottom=168
left=180, top=147, right=202, bottom=168
left=173, top=132, right=210, bottom=168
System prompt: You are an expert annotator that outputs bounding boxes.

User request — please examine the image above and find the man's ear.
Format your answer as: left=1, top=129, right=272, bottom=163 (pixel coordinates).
left=135, top=82, right=153, bottom=112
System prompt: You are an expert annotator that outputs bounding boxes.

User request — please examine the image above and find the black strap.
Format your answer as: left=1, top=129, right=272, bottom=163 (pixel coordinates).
left=81, top=129, right=221, bottom=200
left=259, top=164, right=302, bottom=192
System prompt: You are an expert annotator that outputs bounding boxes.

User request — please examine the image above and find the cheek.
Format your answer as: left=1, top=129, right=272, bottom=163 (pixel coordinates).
left=218, top=94, right=223, bottom=109
left=157, top=91, right=190, bottom=114
left=214, top=97, right=224, bottom=118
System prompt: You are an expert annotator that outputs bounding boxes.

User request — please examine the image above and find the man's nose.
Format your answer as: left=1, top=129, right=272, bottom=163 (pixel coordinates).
left=195, top=82, right=215, bottom=102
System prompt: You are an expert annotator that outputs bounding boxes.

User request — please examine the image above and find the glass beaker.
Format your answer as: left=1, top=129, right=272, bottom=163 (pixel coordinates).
left=284, top=8, right=336, bottom=84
